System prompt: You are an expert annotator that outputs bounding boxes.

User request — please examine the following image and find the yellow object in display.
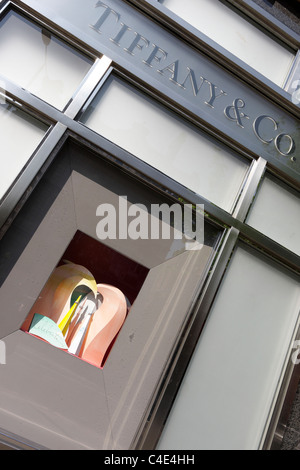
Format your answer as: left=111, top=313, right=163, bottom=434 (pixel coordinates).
left=59, top=295, right=82, bottom=337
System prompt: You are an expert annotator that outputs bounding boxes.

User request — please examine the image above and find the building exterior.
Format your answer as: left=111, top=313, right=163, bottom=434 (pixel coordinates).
left=0, top=0, right=299, bottom=451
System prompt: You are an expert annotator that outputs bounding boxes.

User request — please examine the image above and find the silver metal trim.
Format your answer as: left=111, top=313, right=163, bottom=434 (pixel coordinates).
left=75, top=66, right=114, bottom=118
left=233, top=157, right=267, bottom=222
left=64, top=56, right=112, bottom=119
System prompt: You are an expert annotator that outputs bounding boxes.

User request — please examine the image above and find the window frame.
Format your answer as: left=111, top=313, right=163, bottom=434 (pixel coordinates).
left=0, top=6, right=98, bottom=111
left=245, top=169, right=300, bottom=257
left=0, top=0, right=298, bottom=451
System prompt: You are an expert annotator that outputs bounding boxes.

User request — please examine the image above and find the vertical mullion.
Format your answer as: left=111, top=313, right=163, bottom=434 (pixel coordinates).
left=64, top=55, right=112, bottom=120
left=233, top=156, right=267, bottom=222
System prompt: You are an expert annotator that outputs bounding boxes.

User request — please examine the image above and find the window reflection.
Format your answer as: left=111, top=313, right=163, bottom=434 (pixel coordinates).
left=158, top=244, right=300, bottom=450
left=0, top=100, right=48, bottom=200
left=0, top=11, right=93, bottom=109
left=246, top=175, right=300, bottom=256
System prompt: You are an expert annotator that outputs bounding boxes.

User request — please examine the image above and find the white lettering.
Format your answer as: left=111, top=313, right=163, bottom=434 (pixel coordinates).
left=96, top=198, right=204, bottom=251
left=151, top=203, right=183, bottom=240
left=128, top=203, right=149, bottom=240
left=104, top=454, right=139, bottom=467
left=96, top=203, right=117, bottom=240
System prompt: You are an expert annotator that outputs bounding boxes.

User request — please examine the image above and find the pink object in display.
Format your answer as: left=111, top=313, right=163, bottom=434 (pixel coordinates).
left=21, top=263, right=97, bottom=333
left=79, top=284, right=127, bottom=368
left=21, top=262, right=128, bottom=368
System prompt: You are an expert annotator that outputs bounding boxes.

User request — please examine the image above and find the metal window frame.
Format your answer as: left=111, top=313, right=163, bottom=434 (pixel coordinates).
left=0, top=0, right=298, bottom=451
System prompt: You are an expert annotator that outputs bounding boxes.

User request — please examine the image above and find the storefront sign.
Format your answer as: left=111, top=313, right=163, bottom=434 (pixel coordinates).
left=17, top=0, right=300, bottom=180
left=90, top=1, right=297, bottom=159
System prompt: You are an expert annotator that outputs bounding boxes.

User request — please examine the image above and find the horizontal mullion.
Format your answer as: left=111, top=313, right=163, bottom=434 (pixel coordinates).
left=0, top=74, right=69, bottom=123
left=65, top=122, right=242, bottom=227
left=239, top=225, right=300, bottom=274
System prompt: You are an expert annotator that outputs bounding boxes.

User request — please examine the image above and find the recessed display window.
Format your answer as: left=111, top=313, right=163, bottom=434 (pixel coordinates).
left=0, top=137, right=221, bottom=449
left=0, top=10, right=93, bottom=110
left=21, top=231, right=149, bottom=368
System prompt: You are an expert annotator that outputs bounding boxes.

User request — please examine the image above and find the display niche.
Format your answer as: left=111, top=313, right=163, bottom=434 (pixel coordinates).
left=21, top=231, right=149, bottom=368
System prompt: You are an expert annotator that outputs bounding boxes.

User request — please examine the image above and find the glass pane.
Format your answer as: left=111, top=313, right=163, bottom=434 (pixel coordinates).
left=157, top=245, right=300, bottom=450
left=79, top=76, right=249, bottom=213
left=247, top=175, right=300, bottom=256
left=0, top=11, right=93, bottom=110
left=159, top=0, right=294, bottom=86
left=0, top=100, right=48, bottom=200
